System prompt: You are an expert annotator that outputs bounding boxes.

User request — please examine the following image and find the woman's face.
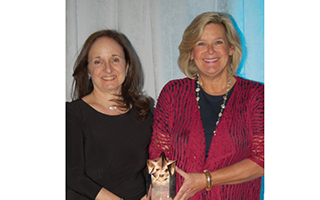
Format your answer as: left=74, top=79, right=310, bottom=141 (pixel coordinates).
left=191, top=23, right=234, bottom=79
left=87, top=37, right=128, bottom=94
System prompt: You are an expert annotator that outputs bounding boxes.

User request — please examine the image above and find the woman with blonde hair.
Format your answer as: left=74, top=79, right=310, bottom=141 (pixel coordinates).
left=149, top=12, right=264, bottom=199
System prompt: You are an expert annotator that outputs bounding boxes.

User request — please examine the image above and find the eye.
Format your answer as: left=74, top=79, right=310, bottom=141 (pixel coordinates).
left=197, top=42, right=205, bottom=46
left=113, top=58, right=120, bottom=63
left=215, top=40, right=223, bottom=45
left=110, top=56, right=122, bottom=64
left=92, top=59, right=102, bottom=66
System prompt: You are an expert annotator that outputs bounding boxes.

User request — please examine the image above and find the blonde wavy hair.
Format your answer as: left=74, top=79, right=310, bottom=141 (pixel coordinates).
left=178, top=12, right=242, bottom=78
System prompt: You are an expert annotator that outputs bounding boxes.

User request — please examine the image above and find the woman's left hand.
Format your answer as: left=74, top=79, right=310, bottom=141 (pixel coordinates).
left=173, top=167, right=207, bottom=200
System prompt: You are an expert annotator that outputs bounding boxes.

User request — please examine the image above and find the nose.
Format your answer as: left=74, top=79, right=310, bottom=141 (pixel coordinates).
left=207, top=44, right=214, bottom=54
left=103, top=62, right=113, bottom=73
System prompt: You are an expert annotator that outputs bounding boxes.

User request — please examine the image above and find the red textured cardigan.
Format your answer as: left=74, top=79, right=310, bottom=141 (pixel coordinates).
left=149, top=76, right=264, bottom=199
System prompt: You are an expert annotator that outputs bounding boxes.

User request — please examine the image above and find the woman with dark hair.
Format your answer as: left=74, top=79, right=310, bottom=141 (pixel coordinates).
left=67, top=30, right=153, bottom=200
left=149, top=12, right=264, bottom=199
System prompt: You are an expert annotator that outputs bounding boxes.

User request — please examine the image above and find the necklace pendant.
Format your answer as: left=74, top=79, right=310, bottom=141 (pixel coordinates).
left=108, top=106, right=117, bottom=110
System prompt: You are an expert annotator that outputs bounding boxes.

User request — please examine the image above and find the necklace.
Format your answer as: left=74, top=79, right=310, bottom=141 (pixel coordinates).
left=92, top=93, right=117, bottom=110
left=195, top=74, right=232, bottom=135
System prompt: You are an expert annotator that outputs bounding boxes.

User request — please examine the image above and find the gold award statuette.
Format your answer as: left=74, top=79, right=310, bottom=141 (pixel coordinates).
left=147, top=152, right=176, bottom=200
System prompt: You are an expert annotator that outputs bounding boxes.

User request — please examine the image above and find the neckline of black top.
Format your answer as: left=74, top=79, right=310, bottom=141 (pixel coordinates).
left=197, top=82, right=235, bottom=159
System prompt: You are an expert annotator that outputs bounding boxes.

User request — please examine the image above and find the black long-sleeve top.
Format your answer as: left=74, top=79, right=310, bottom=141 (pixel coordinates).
left=66, top=99, right=153, bottom=200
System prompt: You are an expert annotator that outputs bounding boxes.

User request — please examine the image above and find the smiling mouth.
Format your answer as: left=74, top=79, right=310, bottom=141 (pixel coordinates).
left=203, top=58, right=219, bottom=62
left=102, top=75, right=116, bottom=81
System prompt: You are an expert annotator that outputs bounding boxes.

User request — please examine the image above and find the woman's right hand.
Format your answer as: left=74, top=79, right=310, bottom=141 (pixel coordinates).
left=173, top=167, right=207, bottom=200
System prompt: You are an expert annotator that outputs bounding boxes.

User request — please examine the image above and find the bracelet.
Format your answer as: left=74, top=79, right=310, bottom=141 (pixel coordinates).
left=203, top=169, right=213, bottom=191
